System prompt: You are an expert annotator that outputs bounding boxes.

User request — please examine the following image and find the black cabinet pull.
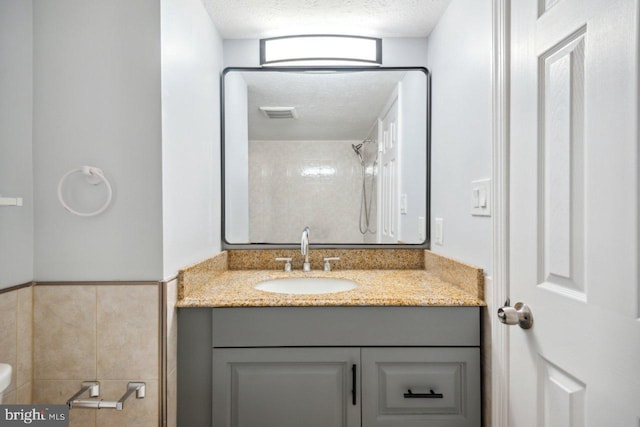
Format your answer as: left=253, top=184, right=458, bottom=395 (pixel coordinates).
left=403, top=389, right=444, bottom=399
left=351, top=364, right=357, bottom=405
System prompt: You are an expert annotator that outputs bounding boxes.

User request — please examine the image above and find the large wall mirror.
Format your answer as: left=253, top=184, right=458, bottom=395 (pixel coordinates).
left=222, top=67, right=430, bottom=247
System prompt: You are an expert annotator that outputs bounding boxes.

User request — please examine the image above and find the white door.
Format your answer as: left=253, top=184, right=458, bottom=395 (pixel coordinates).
left=508, top=0, right=640, bottom=425
left=378, top=92, right=400, bottom=243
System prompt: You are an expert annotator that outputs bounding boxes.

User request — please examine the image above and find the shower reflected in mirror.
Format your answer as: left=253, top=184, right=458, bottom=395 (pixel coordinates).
left=352, top=138, right=378, bottom=234
left=222, top=67, right=430, bottom=246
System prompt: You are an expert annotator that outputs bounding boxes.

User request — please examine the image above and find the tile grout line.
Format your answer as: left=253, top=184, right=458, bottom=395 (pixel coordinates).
left=160, top=282, right=166, bottom=427
left=14, top=289, right=18, bottom=398
left=29, top=272, right=33, bottom=400
left=32, top=285, right=37, bottom=402
left=27, top=286, right=33, bottom=402
left=94, top=285, right=98, bottom=426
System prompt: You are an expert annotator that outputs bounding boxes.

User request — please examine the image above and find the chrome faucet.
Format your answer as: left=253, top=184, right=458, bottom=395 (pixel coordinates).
left=301, top=226, right=311, bottom=272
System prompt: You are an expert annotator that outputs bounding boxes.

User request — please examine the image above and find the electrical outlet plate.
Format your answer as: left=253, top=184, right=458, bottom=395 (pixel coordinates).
left=471, top=178, right=491, bottom=216
left=434, top=217, right=444, bottom=245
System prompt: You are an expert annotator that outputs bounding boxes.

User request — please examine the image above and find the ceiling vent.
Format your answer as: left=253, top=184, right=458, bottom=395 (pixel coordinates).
left=259, top=106, right=298, bottom=119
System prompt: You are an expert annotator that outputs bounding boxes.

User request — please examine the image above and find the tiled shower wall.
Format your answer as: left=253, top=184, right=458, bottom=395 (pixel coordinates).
left=249, top=140, right=372, bottom=243
left=0, top=283, right=165, bottom=427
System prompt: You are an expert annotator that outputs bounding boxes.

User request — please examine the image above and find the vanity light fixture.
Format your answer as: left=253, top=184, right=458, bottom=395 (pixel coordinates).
left=260, top=35, right=382, bottom=66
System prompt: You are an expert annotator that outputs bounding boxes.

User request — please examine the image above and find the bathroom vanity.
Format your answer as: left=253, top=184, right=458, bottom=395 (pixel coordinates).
left=178, top=64, right=481, bottom=426
left=176, top=250, right=484, bottom=427
left=179, top=307, right=480, bottom=427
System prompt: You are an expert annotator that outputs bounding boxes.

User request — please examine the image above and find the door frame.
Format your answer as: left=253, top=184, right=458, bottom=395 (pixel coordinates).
left=490, top=0, right=510, bottom=426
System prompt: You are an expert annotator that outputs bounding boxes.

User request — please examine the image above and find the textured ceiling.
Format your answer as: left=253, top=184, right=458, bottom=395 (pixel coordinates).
left=202, top=0, right=452, bottom=39
left=235, top=70, right=413, bottom=140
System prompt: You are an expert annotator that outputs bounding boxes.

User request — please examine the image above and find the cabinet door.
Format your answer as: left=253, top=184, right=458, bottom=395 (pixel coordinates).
left=213, top=347, right=360, bottom=427
left=361, top=348, right=480, bottom=427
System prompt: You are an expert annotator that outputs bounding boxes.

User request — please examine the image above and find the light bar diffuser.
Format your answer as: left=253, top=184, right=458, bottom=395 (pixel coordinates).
left=260, top=35, right=382, bottom=66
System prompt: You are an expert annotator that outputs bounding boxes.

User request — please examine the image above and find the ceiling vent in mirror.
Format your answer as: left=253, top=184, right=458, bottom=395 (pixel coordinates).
left=259, top=106, right=298, bottom=119
left=260, top=35, right=382, bottom=67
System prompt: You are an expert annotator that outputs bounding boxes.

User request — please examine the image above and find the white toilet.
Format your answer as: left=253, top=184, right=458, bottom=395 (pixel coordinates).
left=0, top=363, right=12, bottom=404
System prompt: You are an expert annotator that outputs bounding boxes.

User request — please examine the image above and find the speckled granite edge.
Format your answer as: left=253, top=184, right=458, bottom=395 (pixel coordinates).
left=424, top=251, right=484, bottom=300
left=177, top=269, right=485, bottom=308
left=227, top=249, right=425, bottom=270
left=178, top=251, right=228, bottom=299
left=177, top=249, right=485, bottom=307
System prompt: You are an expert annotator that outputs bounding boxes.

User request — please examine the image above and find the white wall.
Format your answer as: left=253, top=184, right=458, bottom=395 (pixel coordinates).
left=33, top=0, right=163, bottom=281
left=426, top=0, right=493, bottom=274
left=223, top=39, right=259, bottom=68
left=223, top=73, right=250, bottom=243
left=161, top=0, right=224, bottom=278
left=382, top=38, right=428, bottom=68
left=0, top=0, right=34, bottom=289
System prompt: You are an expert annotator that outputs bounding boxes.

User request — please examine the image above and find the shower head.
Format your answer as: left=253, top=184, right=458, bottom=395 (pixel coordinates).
left=352, top=143, right=364, bottom=165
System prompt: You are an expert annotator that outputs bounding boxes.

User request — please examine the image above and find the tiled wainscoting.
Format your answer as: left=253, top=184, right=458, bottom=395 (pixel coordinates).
left=164, top=279, right=178, bottom=427
left=0, top=281, right=175, bottom=427
left=0, top=285, right=33, bottom=405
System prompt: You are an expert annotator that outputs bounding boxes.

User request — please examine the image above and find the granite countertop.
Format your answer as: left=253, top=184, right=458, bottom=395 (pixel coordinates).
left=176, top=250, right=486, bottom=308
left=177, top=269, right=484, bottom=307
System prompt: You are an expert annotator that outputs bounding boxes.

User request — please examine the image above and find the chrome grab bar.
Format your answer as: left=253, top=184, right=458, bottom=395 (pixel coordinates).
left=66, top=381, right=99, bottom=405
left=67, top=381, right=145, bottom=411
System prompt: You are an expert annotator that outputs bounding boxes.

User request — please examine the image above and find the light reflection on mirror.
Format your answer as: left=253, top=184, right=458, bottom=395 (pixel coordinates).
left=223, top=67, right=430, bottom=246
left=301, top=166, right=337, bottom=177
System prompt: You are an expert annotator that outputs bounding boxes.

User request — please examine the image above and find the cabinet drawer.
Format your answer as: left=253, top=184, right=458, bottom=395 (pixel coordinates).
left=362, top=348, right=480, bottom=427
left=212, top=307, right=480, bottom=347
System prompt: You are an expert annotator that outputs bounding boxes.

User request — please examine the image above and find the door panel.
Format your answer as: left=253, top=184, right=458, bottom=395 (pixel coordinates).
left=509, top=0, right=640, bottom=426
left=379, top=92, right=400, bottom=243
left=539, top=27, right=586, bottom=300
left=539, top=358, right=586, bottom=427
left=213, top=347, right=360, bottom=427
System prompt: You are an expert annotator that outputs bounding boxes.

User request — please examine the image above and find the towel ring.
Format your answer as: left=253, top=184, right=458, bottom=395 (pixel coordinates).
left=57, top=166, right=113, bottom=217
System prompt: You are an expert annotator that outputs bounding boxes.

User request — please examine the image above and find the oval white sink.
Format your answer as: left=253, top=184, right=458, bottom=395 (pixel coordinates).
left=254, top=278, right=358, bottom=295
left=0, top=363, right=12, bottom=403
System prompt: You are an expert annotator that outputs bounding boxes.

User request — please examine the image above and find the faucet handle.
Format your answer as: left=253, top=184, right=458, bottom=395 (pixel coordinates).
left=275, top=257, right=292, bottom=272
left=323, top=257, right=340, bottom=272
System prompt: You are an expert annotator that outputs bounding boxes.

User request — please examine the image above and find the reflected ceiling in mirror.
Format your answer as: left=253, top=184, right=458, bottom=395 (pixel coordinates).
left=222, top=67, right=430, bottom=247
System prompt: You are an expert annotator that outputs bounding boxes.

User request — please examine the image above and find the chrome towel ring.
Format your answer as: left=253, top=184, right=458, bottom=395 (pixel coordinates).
left=57, top=166, right=113, bottom=217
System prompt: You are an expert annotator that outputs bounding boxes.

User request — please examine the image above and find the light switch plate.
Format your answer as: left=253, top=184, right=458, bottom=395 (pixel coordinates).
left=471, top=178, right=491, bottom=216
left=400, top=194, right=408, bottom=215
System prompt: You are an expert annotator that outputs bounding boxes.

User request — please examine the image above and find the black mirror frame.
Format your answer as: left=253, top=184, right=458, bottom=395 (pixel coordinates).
left=220, top=66, right=431, bottom=250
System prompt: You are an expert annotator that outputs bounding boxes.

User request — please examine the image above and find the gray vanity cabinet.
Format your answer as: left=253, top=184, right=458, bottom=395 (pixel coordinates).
left=178, top=307, right=481, bottom=427
left=212, top=347, right=480, bottom=427
left=213, top=347, right=361, bottom=427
